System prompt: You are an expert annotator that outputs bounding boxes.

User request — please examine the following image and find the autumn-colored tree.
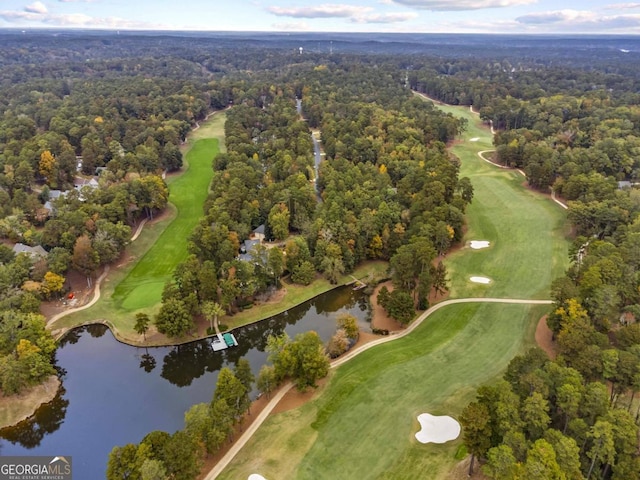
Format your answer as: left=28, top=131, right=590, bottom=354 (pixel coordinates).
left=39, top=150, right=57, bottom=185
left=41, top=271, right=65, bottom=299
left=336, top=313, right=359, bottom=340
left=268, top=203, right=290, bottom=240
left=72, top=234, right=99, bottom=286
left=326, top=329, right=349, bottom=358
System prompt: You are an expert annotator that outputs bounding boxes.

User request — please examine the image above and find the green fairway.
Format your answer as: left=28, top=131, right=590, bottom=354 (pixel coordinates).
left=217, top=101, right=570, bottom=479
left=112, top=138, right=220, bottom=310
left=54, top=112, right=226, bottom=335
left=219, top=303, right=547, bottom=480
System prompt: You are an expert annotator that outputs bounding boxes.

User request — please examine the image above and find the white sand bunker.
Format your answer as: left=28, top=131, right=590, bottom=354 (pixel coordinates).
left=469, top=137, right=480, bottom=142
left=415, top=413, right=461, bottom=444
left=248, top=475, right=267, bottom=480
left=469, top=240, right=490, bottom=249
left=470, top=276, right=491, bottom=284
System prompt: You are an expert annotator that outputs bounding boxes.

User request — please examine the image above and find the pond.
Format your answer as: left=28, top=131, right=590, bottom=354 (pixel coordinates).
left=0, top=286, right=370, bottom=479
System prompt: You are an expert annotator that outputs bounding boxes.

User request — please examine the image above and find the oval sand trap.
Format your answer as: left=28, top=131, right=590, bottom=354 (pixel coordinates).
left=415, top=413, right=461, bottom=444
left=469, top=240, right=490, bottom=249
left=469, top=137, right=480, bottom=142
left=249, top=475, right=267, bottom=480
left=470, top=276, right=491, bottom=284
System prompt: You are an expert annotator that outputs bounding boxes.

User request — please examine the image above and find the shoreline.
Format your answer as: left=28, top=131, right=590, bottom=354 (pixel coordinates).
left=203, top=96, right=567, bottom=479
left=44, top=110, right=224, bottom=345
left=47, top=260, right=384, bottom=347
left=0, top=375, right=61, bottom=429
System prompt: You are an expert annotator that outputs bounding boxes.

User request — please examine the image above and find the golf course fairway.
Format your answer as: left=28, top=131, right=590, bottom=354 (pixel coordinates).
left=53, top=112, right=226, bottom=335
left=215, top=100, right=569, bottom=480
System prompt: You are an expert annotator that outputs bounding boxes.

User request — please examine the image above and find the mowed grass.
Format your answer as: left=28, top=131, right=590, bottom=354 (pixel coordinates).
left=442, top=110, right=569, bottom=300
left=113, top=138, right=220, bottom=310
left=217, top=101, right=570, bottom=479
left=55, top=113, right=226, bottom=333
left=219, top=303, right=547, bottom=480
left=227, top=260, right=389, bottom=329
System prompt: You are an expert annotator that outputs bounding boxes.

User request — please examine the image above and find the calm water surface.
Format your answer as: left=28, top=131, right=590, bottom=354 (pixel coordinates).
left=0, top=287, right=370, bottom=479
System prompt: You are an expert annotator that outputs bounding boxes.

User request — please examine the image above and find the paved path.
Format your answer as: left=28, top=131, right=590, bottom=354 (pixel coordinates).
left=48, top=216, right=146, bottom=327
left=551, top=190, right=569, bottom=210
left=477, top=149, right=526, bottom=177
left=130, top=218, right=148, bottom=242
left=206, top=97, right=564, bottom=480
left=47, top=108, right=227, bottom=330
left=204, top=296, right=553, bottom=479
left=477, top=150, right=568, bottom=210
left=48, top=266, right=109, bottom=327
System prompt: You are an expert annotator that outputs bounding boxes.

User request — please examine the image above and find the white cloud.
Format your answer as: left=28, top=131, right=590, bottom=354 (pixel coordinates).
left=267, top=4, right=371, bottom=18
left=271, top=21, right=311, bottom=30
left=267, top=3, right=415, bottom=24
left=25, top=1, right=48, bottom=14
left=0, top=9, right=166, bottom=29
left=353, top=12, right=419, bottom=23
left=514, top=9, right=640, bottom=31
left=516, top=9, right=596, bottom=24
left=604, top=3, right=640, bottom=10
left=390, top=0, right=537, bottom=11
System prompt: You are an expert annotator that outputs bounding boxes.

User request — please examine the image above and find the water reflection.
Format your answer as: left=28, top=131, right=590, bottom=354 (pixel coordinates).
left=0, top=286, right=369, bottom=479
left=160, top=342, right=224, bottom=387
left=86, top=324, right=108, bottom=338
left=139, top=352, right=156, bottom=373
left=0, top=386, right=69, bottom=449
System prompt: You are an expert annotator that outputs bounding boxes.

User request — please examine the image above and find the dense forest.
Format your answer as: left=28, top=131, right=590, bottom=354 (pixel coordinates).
left=2, top=29, right=640, bottom=479
left=406, top=36, right=640, bottom=480
left=156, top=63, right=468, bottom=337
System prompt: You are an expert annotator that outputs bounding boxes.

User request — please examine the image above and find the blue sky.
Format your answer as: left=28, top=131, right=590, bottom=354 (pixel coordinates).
left=0, top=1, right=639, bottom=33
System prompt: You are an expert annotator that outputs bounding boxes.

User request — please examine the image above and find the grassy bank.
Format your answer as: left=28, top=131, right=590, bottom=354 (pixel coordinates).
left=219, top=302, right=547, bottom=480
left=216, top=100, right=570, bottom=479
left=225, top=260, right=388, bottom=329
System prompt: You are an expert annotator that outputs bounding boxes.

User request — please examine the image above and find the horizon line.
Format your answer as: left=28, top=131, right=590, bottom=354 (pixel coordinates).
left=0, top=27, right=639, bottom=37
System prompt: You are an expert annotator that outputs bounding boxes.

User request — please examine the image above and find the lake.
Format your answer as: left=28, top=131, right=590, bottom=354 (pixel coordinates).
left=0, top=286, right=370, bottom=479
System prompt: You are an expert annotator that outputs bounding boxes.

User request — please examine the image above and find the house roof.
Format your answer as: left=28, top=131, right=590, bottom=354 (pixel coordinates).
left=239, top=239, right=265, bottom=262
left=48, top=189, right=64, bottom=199
left=12, top=243, right=47, bottom=258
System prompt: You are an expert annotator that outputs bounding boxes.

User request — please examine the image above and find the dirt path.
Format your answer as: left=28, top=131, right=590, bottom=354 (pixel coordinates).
left=535, top=315, right=557, bottom=359
left=203, top=296, right=553, bottom=479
